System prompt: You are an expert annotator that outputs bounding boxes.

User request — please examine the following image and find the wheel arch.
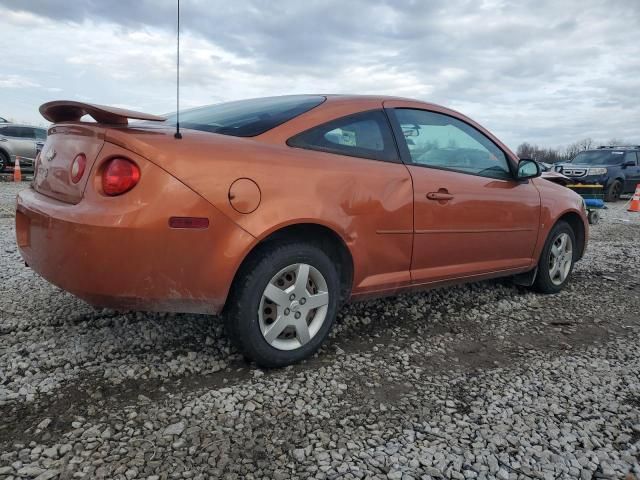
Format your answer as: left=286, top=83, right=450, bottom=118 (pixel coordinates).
left=556, top=211, right=587, bottom=260
left=225, top=222, right=354, bottom=311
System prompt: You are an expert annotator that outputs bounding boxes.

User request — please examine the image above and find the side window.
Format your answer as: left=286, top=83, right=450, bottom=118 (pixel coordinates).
left=35, top=129, right=47, bottom=141
left=394, top=109, right=512, bottom=180
left=287, top=110, right=399, bottom=162
left=19, top=127, right=36, bottom=139
left=0, top=126, right=19, bottom=137
left=625, top=152, right=638, bottom=166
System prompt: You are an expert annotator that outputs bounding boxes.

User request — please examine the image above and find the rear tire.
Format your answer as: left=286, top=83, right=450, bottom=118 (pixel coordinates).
left=533, top=221, right=576, bottom=294
left=225, top=242, right=340, bottom=368
left=605, top=180, right=622, bottom=202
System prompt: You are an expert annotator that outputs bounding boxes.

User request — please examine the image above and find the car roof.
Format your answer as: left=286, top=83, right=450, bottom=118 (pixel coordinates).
left=587, top=146, right=640, bottom=152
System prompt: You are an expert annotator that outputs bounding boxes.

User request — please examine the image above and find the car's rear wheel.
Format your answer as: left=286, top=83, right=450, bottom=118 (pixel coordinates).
left=533, top=221, right=576, bottom=294
left=605, top=179, right=622, bottom=202
left=225, top=242, right=339, bottom=368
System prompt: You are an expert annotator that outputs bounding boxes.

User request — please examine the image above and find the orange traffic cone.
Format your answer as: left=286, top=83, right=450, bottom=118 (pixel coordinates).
left=628, top=185, right=640, bottom=212
left=13, top=156, right=22, bottom=182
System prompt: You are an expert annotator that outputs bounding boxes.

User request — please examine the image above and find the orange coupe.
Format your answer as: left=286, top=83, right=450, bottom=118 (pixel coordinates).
left=16, top=95, right=588, bottom=366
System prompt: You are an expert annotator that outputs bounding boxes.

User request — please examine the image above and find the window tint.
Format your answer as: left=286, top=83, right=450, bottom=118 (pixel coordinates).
left=35, top=129, right=47, bottom=141
left=0, top=126, right=35, bottom=138
left=0, top=126, right=21, bottom=137
left=19, top=127, right=36, bottom=139
left=394, top=109, right=512, bottom=179
left=287, top=110, right=399, bottom=162
left=163, top=95, right=325, bottom=137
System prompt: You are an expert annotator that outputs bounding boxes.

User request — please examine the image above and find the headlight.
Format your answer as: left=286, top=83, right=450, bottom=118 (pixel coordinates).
left=588, top=167, right=607, bottom=175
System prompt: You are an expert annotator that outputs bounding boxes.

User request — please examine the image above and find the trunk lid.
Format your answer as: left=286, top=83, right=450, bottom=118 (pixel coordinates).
left=33, top=124, right=106, bottom=204
left=33, top=101, right=165, bottom=204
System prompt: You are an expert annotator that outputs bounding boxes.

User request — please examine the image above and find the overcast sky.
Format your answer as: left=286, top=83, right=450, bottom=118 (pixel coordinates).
left=1, top=0, right=639, bottom=149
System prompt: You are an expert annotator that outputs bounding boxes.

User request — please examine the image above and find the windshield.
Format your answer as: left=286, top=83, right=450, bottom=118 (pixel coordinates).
left=570, top=151, right=626, bottom=165
left=164, top=95, right=325, bottom=137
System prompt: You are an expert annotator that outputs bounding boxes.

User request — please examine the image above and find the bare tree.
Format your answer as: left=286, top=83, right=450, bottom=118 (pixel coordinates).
left=516, top=137, right=603, bottom=164
left=564, top=138, right=594, bottom=159
left=516, top=143, right=565, bottom=163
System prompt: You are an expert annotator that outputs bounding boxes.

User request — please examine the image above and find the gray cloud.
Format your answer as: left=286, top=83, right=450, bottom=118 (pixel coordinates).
left=1, top=0, right=639, bottom=147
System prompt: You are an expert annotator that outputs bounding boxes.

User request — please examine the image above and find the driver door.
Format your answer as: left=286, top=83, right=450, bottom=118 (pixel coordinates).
left=385, top=104, right=540, bottom=284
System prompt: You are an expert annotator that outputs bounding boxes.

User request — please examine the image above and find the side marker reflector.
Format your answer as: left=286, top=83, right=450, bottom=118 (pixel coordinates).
left=169, top=217, right=210, bottom=229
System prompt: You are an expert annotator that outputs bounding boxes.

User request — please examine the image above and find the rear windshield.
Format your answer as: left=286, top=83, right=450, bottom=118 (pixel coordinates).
left=164, top=95, right=325, bottom=137
left=570, top=150, right=628, bottom=165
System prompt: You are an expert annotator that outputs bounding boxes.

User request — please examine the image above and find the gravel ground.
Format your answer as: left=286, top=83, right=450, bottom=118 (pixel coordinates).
left=1, top=182, right=639, bottom=480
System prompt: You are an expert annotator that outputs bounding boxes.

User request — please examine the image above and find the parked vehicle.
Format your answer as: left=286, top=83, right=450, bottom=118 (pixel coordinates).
left=537, top=162, right=571, bottom=186
left=16, top=96, right=588, bottom=367
left=554, top=146, right=640, bottom=201
left=0, top=124, right=48, bottom=172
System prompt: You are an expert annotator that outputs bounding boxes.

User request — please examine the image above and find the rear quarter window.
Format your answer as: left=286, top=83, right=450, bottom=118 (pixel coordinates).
left=287, top=110, right=399, bottom=162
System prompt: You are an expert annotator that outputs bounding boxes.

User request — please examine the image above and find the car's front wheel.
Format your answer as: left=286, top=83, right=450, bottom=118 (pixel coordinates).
left=605, top=179, right=622, bottom=202
left=533, top=221, right=576, bottom=294
left=225, top=242, right=340, bottom=368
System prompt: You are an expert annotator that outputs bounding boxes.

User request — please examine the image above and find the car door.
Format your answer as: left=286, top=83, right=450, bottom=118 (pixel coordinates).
left=385, top=105, right=540, bottom=283
left=623, top=152, right=640, bottom=193
left=286, top=108, right=415, bottom=294
left=0, top=126, right=36, bottom=162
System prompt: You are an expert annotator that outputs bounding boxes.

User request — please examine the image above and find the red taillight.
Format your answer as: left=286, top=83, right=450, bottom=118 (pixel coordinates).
left=70, top=153, right=86, bottom=184
left=102, top=158, right=140, bottom=196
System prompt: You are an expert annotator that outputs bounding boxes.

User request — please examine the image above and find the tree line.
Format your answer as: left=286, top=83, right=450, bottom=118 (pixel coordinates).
left=516, top=138, right=628, bottom=164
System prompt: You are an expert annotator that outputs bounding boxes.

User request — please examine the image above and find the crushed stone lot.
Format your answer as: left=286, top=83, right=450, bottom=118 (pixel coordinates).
left=1, top=181, right=639, bottom=480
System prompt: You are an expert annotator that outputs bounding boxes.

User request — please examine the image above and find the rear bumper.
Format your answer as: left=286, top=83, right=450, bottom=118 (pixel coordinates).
left=16, top=176, right=255, bottom=314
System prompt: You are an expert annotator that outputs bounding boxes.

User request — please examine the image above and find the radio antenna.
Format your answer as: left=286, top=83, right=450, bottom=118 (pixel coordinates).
left=174, top=0, right=182, bottom=139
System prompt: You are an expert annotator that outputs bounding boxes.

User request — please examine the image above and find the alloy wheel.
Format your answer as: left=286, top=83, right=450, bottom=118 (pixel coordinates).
left=548, top=232, right=573, bottom=286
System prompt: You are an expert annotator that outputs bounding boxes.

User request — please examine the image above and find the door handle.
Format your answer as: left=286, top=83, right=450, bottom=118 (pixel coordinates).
left=426, top=191, right=454, bottom=201
left=0, top=138, right=7, bottom=142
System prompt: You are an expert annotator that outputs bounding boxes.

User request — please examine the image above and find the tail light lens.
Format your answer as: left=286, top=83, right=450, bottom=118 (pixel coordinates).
left=70, top=153, right=86, bottom=184
left=102, top=158, right=140, bottom=196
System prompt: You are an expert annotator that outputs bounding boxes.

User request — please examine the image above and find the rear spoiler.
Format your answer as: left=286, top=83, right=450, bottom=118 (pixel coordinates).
left=40, top=100, right=165, bottom=125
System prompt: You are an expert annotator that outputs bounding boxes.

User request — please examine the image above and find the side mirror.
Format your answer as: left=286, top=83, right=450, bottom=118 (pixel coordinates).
left=516, top=158, right=541, bottom=180
left=622, top=160, right=635, bottom=168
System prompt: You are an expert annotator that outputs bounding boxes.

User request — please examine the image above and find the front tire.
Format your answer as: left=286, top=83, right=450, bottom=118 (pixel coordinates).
left=605, top=180, right=622, bottom=202
left=533, top=221, right=576, bottom=294
left=225, top=242, right=340, bottom=368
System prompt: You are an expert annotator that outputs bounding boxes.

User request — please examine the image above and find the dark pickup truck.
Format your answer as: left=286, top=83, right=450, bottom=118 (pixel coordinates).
left=554, top=146, right=640, bottom=201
